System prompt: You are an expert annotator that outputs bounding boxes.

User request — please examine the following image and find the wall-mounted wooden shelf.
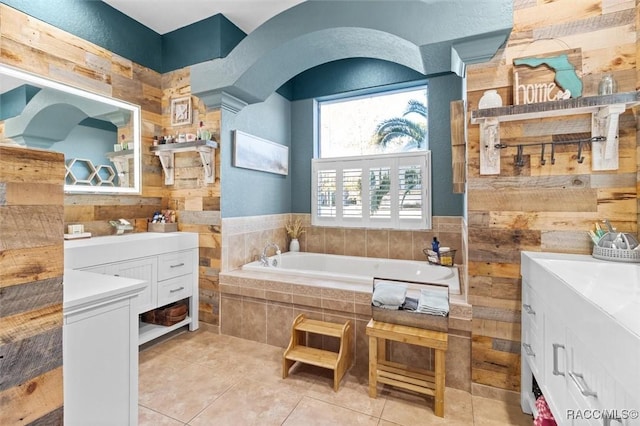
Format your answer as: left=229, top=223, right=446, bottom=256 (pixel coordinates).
left=470, top=91, right=640, bottom=174
left=105, top=149, right=134, bottom=186
left=150, top=140, right=218, bottom=185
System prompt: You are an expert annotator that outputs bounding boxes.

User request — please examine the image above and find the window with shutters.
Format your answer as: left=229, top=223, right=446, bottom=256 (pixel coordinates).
left=312, top=152, right=431, bottom=229
left=314, top=84, right=431, bottom=230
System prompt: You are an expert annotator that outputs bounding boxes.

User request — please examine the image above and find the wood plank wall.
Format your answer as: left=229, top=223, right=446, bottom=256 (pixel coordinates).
left=0, top=4, right=224, bottom=327
left=0, top=146, right=65, bottom=424
left=0, top=4, right=166, bottom=235
left=466, top=0, right=638, bottom=395
left=161, top=68, right=223, bottom=325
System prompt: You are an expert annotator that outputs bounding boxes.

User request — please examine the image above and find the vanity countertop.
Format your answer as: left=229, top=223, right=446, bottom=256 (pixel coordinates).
left=64, top=232, right=198, bottom=269
left=64, top=269, right=146, bottom=312
left=521, top=251, right=640, bottom=337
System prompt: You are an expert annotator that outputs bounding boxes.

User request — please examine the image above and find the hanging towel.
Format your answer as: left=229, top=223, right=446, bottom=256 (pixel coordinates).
left=417, top=287, right=449, bottom=316
left=372, top=282, right=407, bottom=310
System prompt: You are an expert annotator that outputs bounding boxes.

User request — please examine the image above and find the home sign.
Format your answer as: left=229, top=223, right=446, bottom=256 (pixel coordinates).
left=512, top=48, right=583, bottom=105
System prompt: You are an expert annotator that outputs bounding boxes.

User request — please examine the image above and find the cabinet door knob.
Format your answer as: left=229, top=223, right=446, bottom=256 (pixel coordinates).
left=522, top=342, right=535, bottom=357
left=552, top=343, right=565, bottom=376
left=522, top=304, right=535, bottom=315
left=568, top=371, right=597, bottom=398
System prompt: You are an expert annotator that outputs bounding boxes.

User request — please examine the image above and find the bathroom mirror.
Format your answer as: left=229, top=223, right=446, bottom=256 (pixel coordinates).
left=0, top=64, right=141, bottom=194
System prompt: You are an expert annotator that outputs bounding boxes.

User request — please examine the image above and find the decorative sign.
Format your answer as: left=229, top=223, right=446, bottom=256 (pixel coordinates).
left=512, top=48, right=583, bottom=105
left=170, top=96, right=192, bottom=126
left=233, top=130, right=289, bottom=175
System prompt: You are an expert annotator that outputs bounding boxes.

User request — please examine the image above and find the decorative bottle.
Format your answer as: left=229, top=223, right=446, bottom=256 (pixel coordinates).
left=431, top=237, right=440, bottom=254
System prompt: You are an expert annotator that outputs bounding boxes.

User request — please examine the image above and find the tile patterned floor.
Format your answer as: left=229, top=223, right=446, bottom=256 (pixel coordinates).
left=139, top=328, right=533, bottom=426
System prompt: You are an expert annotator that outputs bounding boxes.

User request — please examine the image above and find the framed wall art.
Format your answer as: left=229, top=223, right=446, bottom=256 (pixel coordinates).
left=233, top=130, right=289, bottom=175
left=170, top=96, right=192, bottom=126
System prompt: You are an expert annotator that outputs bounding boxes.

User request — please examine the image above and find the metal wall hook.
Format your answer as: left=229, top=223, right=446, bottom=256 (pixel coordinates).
left=515, top=145, right=525, bottom=167
left=577, top=140, right=585, bottom=163
left=540, top=143, right=546, bottom=165
left=550, top=143, right=556, bottom=165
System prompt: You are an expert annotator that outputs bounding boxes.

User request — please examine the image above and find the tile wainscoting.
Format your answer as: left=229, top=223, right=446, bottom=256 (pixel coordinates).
left=221, top=214, right=465, bottom=273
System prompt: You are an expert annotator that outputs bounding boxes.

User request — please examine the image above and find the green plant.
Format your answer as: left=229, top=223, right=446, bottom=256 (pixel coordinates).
left=373, top=99, right=427, bottom=151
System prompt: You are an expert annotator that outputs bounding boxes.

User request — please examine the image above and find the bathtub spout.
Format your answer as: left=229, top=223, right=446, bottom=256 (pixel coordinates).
left=260, top=242, right=281, bottom=267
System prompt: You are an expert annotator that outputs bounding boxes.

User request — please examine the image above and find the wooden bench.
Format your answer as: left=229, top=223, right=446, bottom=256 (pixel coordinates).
left=366, top=319, right=448, bottom=417
left=282, top=314, right=353, bottom=391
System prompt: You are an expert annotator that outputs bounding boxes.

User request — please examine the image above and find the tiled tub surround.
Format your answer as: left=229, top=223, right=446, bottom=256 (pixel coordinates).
left=219, top=269, right=473, bottom=392
left=222, top=214, right=465, bottom=273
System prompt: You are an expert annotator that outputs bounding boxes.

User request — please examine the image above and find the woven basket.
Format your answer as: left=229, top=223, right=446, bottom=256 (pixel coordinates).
left=141, top=301, right=188, bottom=326
left=422, top=248, right=456, bottom=267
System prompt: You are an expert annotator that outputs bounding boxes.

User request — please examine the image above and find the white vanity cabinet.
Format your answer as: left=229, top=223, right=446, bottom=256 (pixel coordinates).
left=64, top=269, right=145, bottom=425
left=521, top=252, right=640, bottom=426
left=65, top=232, right=199, bottom=345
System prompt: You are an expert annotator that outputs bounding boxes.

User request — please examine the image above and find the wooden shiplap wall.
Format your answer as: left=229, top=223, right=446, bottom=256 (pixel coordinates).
left=466, top=0, right=638, bottom=395
left=0, top=146, right=65, bottom=424
left=161, top=69, right=223, bottom=325
left=0, top=4, right=224, bottom=328
left=0, top=4, right=167, bottom=234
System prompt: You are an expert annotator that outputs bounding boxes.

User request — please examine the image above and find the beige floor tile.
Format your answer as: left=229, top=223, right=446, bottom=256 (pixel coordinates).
left=190, top=378, right=302, bottom=426
left=138, top=406, right=184, bottom=426
left=138, top=327, right=532, bottom=426
left=283, top=396, right=379, bottom=426
left=304, top=371, right=387, bottom=417
left=471, top=395, right=533, bottom=426
left=139, top=359, right=235, bottom=423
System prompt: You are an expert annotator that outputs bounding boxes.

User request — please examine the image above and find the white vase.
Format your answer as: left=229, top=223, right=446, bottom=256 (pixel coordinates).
left=289, top=238, right=300, bottom=252
left=478, top=89, right=503, bottom=109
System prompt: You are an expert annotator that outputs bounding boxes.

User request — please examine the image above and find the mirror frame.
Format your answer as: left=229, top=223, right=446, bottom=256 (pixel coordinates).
left=0, top=64, right=142, bottom=194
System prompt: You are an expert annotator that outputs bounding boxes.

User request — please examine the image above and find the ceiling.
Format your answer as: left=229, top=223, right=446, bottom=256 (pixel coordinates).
left=102, top=0, right=305, bottom=34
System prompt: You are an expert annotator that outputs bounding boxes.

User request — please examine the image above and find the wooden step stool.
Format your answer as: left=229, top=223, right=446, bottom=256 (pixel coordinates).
left=282, top=314, right=353, bottom=391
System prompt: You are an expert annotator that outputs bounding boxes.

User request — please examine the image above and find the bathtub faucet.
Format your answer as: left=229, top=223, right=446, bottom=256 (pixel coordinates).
left=260, top=242, right=281, bottom=267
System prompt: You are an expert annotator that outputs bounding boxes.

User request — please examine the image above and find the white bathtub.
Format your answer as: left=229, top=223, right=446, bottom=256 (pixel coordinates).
left=242, top=252, right=460, bottom=294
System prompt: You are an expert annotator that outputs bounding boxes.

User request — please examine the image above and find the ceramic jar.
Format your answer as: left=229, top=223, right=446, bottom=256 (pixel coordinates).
left=478, top=89, right=503, bottom=109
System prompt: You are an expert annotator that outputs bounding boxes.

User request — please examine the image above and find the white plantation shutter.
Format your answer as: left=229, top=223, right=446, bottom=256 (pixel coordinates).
left=312, top=152, right=431, bottom=229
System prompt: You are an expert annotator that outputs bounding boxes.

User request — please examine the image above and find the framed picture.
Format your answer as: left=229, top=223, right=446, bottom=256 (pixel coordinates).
left=233, top=130, right=289, bottom=175
left=170, top=96, right=192, bottom=126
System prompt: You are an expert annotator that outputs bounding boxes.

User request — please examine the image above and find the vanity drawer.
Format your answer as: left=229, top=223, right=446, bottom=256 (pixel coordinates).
left=158, top=250, right=194, bottom=281
left=157, top=275, right=192, bottom=306
left=522, top=317, right=542, bottom=377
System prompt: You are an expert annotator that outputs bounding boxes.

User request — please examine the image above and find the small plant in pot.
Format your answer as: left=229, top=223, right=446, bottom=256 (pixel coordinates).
left=285, top=218, right=305, bottom=252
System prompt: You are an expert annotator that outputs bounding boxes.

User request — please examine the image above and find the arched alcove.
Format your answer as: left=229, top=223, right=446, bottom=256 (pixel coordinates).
left=4, top=88, right=128, bottom=148
left=192, top=0, right=513, bottom=107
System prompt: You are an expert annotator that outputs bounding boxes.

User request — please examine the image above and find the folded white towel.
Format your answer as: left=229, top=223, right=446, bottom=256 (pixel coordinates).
left=417, top=287, right=449, bottom=316
left=372, top=282, right=407, bottom=308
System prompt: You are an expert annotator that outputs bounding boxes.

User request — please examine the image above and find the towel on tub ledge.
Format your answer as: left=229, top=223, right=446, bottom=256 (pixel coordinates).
left=417, top=288, right=449, bottom=316
left=372, top=282, right=407, bottom=310
left=402, top=297, right=419, bottom=311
